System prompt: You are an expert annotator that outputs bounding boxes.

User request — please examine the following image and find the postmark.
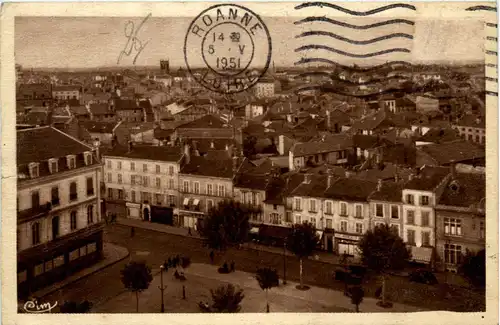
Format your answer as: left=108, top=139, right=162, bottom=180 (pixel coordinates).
left=184, top=4, right=272, bottom=94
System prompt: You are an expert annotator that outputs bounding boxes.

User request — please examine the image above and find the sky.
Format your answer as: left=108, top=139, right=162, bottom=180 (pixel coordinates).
left=15, top=16, right=485, bottom=69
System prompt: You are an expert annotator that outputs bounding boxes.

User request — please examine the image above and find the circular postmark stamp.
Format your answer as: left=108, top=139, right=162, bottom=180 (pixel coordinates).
left=184, top=4, right=272, bottom=94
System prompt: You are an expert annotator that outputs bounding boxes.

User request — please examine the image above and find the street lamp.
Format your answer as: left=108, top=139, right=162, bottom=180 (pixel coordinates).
left=159, top=265, right=167, bottom=313
left=283, top=238, right=287, bottom=285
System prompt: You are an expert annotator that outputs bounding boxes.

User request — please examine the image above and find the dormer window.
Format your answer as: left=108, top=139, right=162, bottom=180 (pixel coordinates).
left=84, top=151, right=93, bottom=166
left=28, top=162, right=40, bottom=179
left=67, top=155, right=76, bottom=169
left=48, top=158, right=58, bottom=174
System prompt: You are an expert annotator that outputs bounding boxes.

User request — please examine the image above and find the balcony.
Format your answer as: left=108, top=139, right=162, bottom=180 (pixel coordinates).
left=18, top=202, right=52, bottom=224
left=51, top=198, right=60, bottom=207
left=87, top=188, right=95, bottom=196
left=69, top=193, right=78, bottom=202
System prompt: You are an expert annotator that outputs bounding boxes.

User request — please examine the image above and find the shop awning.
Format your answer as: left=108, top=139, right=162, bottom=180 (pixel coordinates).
left=316, top=230, right=324, bottom=240
left=183, top=198, right=190, bottom=206
left=193, top=199, right=200, bottom=206
left=410, top=246, right=433, bottom=264
left=249, top=227, right=260, bottom=234
left=259, top=224, right=292, bottom=239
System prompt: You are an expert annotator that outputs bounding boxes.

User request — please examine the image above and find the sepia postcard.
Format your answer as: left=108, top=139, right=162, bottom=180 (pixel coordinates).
left=1, top=1, right=498, bottom=325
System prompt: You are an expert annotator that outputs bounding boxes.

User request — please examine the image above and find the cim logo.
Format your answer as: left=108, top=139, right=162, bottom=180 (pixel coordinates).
left=23, top=299, right=58, bottom=313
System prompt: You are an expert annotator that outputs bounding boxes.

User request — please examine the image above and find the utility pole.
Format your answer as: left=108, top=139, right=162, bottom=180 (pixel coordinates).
left=283, top=239, right=287, bottom=285
left=159, top=265, right=167, bottom=313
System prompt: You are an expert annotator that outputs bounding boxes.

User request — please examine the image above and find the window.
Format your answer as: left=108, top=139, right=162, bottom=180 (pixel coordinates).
left=69, top=182, right=78, bottom=201
left=375, top=204, right=384, bottom=217
left=340, top=202, right=347, bottom=216
left=406, top=210, right=415, bottom=225
left=406, top=194, right=414, bottom=204
left=355, top=223, right=363, bottom=234
left=130, top=162, right=136, bottom=171
left=444, top=244, right=462, bottom=265
left=295, top=198, right=302, bottom=211
left=444, top=218, right=462, bottom=236
left=310, top=217, right=316, bottom=227
left=168, top=179, right=174, bottom=190
left=70, top=211, right=77, bottom=230
left=118, top=189, right=124, bottom=200
left=31, top=190, right=40, bottom=209
left=391, top=205, right=399, bottom=219
left=156, top=165, right=161, bottom=174
left=422, top=231, right=431, bottom=246
left=107, top=188, right=113, bottom=199
left=87, top=205, right=94, bottom=224
left=355, top=205, right=363, bottom=218
left=309, top=199, right=317, bottom=213
left=53, top=255, right=64, bottom=268
left=49, top=159, right=58, bottom=174
left=326, top=218, right=333, bottom=229
left=207, top=199, right=214, bottom=211
left=51, top=187, right=60, bottom=206
left=156, top=177, right=161, bottom=188
left=325, top=201, right=333, bottom=214
left=407, top=229, right=416, bottom=245
left=31, top=222, right=40, bottom=245
left=285, top=212, right=292, bottom=223
left=480, top=221, right=485, bottom=239
left=142, top=176, right=149, bottom=186
left=207, top=183, right=213, bottom=195
left=390, top=224, right=400, bottom=236
left=67, top=156, right=76, bottom=169
left=194, top=182, right=200, bottom=194
left=107, top=173, right=112, bottom=183
left=29, top=163, right=39, bottom=178
left=17, top=270, right=27, bottom=284
left=86, top=177, right=94, bottom=196
left=183, top=181, right=189, bottom=193
left=169, top=166, right=174, bottom=176
left=218, top=185, right=225, bottom=197
left=273, top=204, right=278, bottom=210
left=295, top=215, right=301, bottom=224
left=156, top=194, right=163, bottom=205
left=143, top=164, right=148, bottom=172
left=51, top=216, right=60, bottom=239
left=34, top=263, right=45, bottom=277
left=420, top=195, right=430, bottom=206
left=84, top=152, right=93, bottom=166
left=131, top=190, right=136, bottom=203
left=421, top=211, right=430, bottom=227
left=340, top=220, right=347, bottom=232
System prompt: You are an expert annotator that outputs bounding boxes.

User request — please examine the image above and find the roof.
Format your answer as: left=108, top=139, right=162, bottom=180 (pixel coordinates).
left=53, top=85, right=81, bottom=92
left=264, top=173, right=305, bottom=204
left=419, top=140, right=485, bottom=165
left=404, top=166, right=450, bottom=191
left=180, top=156, right=236, bottom=179
left=351, top=110, right=395, bottom=131
left=189, top=138, right=238, bottom=153
left=353, top=134, right=384, bottom=150
left=369, top=181, right=404, bottom=202
left=291, top=134, right=353, bottom=157
left=454, top=115, right=485, bottom=128
left=438, top=173, right=485, bottom=208
left=23, top=111, right=48, bottom=125
left=115, top=99, right=140, bottom=111
left=291, top=174, right=330, bottom=198
left=104, top=144, right=183, bottom=162
left=89, top=103, right=111, bottom=115
left=124, top=122, right=156, bottom=135
left=234, top=174, right=269, bottom=190
left=154, top=127, right=174, bottom=139
left=325, top=177, right=377, bottom=201
left=17, top=126, right=92, bottom=165
left=69, top=105, right=89, bottom=116
left=417, top=127, right=460, bottom=144
left=82, top=121, right=120, bottom=134
left=177, top=114, right=226, bottom=129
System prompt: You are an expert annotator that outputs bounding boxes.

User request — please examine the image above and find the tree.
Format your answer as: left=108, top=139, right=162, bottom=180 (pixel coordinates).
left=210, top=284, right=245, bottom=313
left=198, top=200, right=254, bottom=252
left=285, top=222, right=319, bottom=290
left=358, top=223, right=410, bottom=308
left=59, top=300, right=93, bottom=313
left=243, top=135, right=257, bottom=158
left=120, top=261, right=153, bottom=312
left=459, top=249, right=486, bottom=288
left=255, top=267, right=280, bottom=312
left=349, top=286, right=364, bottom=312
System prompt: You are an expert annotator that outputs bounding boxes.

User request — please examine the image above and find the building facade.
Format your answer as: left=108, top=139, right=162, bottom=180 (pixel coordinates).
left=17, top=126, right=103, bottom=298
left=52, top=85, right=81, bottom=101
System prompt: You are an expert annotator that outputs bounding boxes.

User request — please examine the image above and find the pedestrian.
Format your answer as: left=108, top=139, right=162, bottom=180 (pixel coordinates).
left=167, top=257, right=172, bottom=268
left=130, top=226, right=135, bottom=237
left=194, top=223, right=197, bottom=233
left=188, top=227, right=192, bottom=236
left=230, top=261, right=235, bottom=272
left=209, top=251, right=214, bottom=264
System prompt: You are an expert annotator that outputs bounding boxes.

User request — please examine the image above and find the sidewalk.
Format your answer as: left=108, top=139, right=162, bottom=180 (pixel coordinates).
left=115, top=217, right=356, bottom=266
left=32, top=242, right=129, bottom=299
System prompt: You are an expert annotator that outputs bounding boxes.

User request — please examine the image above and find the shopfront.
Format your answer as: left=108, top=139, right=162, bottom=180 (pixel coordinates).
left=335, top=233, right=362, bottom=257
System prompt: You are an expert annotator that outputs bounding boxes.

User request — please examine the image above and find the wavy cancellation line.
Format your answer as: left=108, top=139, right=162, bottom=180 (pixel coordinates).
left=293, top=85, right=413, bottom=98
left=295, top=71, right=410, bottom=85
left=295, top=45, right=411, bottom=58
left=294, top=2, right=417, bottom=16
left=294, top=58, right=413, bottom=72
left=295, top=31, right=413, bottom=45
left=294, top=17, right=415, bottom=29
left=465, top=5, right=497, bottom=12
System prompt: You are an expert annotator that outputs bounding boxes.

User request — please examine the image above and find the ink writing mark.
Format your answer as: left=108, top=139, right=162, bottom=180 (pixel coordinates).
left=23, top=299, right=58, bottom=313
left=117, top=13, right=152, bottom=65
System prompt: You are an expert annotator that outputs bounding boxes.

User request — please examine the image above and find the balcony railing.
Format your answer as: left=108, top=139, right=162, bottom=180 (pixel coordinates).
left=18, top=202, right=52, bottom=223
left=69, top=193, right=78, bottom=201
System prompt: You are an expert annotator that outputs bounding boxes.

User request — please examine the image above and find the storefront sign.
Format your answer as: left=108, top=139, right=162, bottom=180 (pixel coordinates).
left=335, top=233, right=360, bottom=241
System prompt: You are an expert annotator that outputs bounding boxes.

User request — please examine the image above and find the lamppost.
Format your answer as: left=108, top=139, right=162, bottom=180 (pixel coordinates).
left=283, top=238, right=287, bottom=285
left=159, top=265, right=167, bottom=313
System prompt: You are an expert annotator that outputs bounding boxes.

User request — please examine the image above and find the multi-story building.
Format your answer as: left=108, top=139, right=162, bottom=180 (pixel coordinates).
left=253, top=79, right=275, bottom=98
left=233, top=173, right=268, bottom=223
left=452, top=114, right=486, bottom=145
left=401, top=166, right=451, bottom=265
left=368, top=180, right=405, bottom=238
left=435, top=171, right=486, bottom=272
left=102, top=143, right=184, bottom=225
left=52, top=85, right=81, bottom=102
left=178, top=152, right=245, bottom=229
left=324, top=177, right=377, bottom=257
left=17, top=126, right=103, bottom=297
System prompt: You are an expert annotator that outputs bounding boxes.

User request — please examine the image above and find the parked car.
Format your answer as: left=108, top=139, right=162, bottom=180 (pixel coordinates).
left=409, top=269, right=438, bottom=285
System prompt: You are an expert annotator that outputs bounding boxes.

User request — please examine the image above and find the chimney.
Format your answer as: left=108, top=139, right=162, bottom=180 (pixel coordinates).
left=232, top=156, right=239, bottom=174
left=183, top=144, right=190, bottom=164
left=210, top=141, right=215, bottom=149
left=475, top=117, right=481, bottom=125
left=377, top=179, right=383, bottom=192
left=303, top=173, right=311, bottom=184
left=327, top=174, right=334, bottom=188
left=127, top=141, right=133, bottom=153
left=326, top=110, right=331, bottom=130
